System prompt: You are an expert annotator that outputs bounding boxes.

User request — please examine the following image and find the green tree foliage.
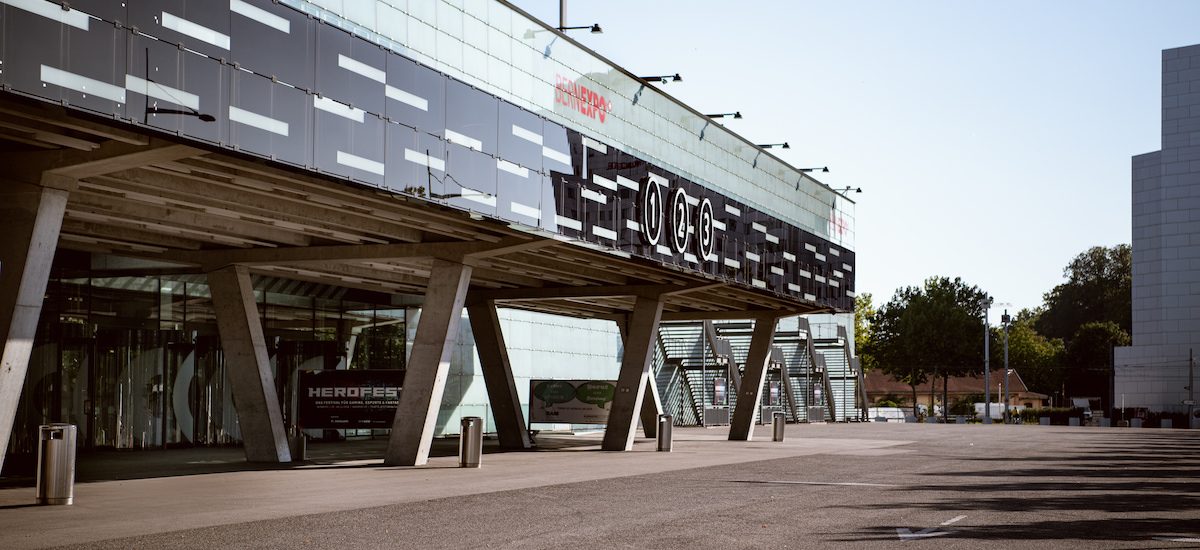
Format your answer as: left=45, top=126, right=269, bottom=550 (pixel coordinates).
left=866, top=277, right=991, bottom=416
left=854, top=293, right=876, bottom=371
left=1065, top=321, right=1130, bottom=370
left=992, top=310, right=1065, bottom=395
left=1036, top=245, right=1131, bottom=341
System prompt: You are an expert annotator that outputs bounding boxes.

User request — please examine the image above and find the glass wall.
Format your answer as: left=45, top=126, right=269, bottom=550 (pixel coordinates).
left=6, top=268, right=408, bottom=456
left=280, top=0, right=854, bottom=249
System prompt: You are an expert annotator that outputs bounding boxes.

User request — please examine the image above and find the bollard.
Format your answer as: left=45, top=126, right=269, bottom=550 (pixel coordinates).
left=36, top=424, right=77, bottom=505
left=772, top=412, right=786, bottom=442
left=289, top=427, right=307, bottom=462
left=459, top=416, right=483, bottom=468
left=656, top=414, right=673, bottom=452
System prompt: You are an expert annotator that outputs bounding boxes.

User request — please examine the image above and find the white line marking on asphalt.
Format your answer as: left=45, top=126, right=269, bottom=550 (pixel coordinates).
left=896, top=527, right=951, bottom=541
left=733, top=480, right=897, bottom=487
left=895, top=515, right=966, bottom=541
left=1153, top=535, right=1200, bottom=542
left=941, top=515, right=967, bottom=526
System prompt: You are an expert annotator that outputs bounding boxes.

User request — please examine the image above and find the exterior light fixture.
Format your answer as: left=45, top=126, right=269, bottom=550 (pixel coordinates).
left=640, top=74, right=682, bottom=84
left=800, top=166, right=830, bottom=173
left=834, top=186, right=862, bottom=194
left=558, top=24, right=602, bottom=33
left=759, top=142, right=790, bottom=149
left=706, top=112, right=742, bottom=119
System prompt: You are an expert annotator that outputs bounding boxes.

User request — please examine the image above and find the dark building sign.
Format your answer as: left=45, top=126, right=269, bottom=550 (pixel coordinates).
left=0, top=0, right=854, bottom=310
left=297, top=370, right=403, bottom=429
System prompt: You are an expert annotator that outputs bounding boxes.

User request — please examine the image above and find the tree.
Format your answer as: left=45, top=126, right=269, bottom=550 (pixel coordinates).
left=992, top=310, right=1065, bottom=397
left=1062, top=321, right=1130, bottom=408
left=866, top=277, right=991, bottom=418
left=1036, top=245, right=1131, bottom=341
left=854, top=293, right=876, bottom=372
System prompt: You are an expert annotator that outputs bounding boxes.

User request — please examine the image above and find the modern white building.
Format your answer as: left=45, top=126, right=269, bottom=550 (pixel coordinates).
left=1114, top=43, right=1200, bottom=425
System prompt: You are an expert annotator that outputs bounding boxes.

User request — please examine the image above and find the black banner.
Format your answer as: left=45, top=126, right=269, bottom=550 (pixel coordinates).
left=297, top=370, right=403, bottom=429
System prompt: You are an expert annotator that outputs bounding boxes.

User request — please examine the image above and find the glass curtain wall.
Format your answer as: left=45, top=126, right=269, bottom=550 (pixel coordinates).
left=7, top=267, right=406, bottom=457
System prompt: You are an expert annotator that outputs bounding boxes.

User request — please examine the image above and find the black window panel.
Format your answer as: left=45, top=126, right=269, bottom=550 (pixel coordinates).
left=177, top=49, right=227, bottom=144
left=385, top=124, right=446, bottom=199
left=385, top=53, right=445, bottom=134
left=4, top=5, right=66, bottom=103
left=228, top=0, right=313, bottom=90
left=555, top=174, right=584, bottom=240
left=60, top=18, right=126, bottom=117
left=127, top=35, right=184, bottom=135
left=444, top=143, right=497, bottom=217
left=537, top=173, right=558, bottom=232
left=130, top=0, right=231, bottom=61
left=315, top=24, right=384, bottom=116
left=268, top=81, right=313, bottom=169
left=445, top=80, right=497, bottom=155
left=314, top=107, right=385, bottom=187
left=496, top=156, right=541, bottom=227
left=229, top=69, right=272, bottom=157
left=229, top=70, right=311, bottom=168
left=497, top=102, right=542, bottom=173
left=65, top=1, right=124, bottom=23
left=541, top=120, right=572, bottom=177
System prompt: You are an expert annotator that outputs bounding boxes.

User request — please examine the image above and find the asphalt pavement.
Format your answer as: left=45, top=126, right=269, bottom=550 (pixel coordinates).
left=1, top=422, right=1197, bottom=549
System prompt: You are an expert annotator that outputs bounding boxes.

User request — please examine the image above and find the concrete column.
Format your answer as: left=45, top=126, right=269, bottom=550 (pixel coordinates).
left=466, top=299, right=531, bottom=450
left=615, top=316, right=664, bottom=439
left=729, top=313, right=782, bottom=441
left=207, top=265, right=291, bottom=463
left=602, top=295, right=664, bottom=451
left=385, top=259, right=472, bottom=466
left=0, top=182, right=67, bottom=473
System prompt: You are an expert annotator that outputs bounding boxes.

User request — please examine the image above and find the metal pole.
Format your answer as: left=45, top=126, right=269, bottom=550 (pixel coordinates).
left=1003, top=310, right=1010, bottom=423
left=559, top=0, right=566, bottom=29
left=1189, top=348, right=1194, bottom=428
left=983, top=303, right=991, bottom=424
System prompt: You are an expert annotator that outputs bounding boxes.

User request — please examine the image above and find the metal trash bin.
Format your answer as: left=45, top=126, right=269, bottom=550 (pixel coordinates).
left=459, top=416, right=483, bottom=468
left=37, top=424, right=77, bottom=505
left=772, top=412, right=786, bottom=442
left=656, top=414, right=673, bottom=452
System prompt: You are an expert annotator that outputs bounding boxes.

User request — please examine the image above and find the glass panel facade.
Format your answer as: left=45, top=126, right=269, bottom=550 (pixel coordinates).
left=5, top=270, right=408, bottom=456
left=0, top=0, right=855, bottom=308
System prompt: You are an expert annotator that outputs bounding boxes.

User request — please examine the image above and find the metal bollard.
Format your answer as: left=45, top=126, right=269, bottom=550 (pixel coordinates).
left=459, top=416, right=483, bottom=468
left=772, top=412, right=786, bottom=442
left=656, top=414, right=673, bottom=452
left=36, top=424, right=77, bottom=505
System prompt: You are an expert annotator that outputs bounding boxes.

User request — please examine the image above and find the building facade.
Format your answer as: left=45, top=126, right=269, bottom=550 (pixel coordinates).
left=1114, top=44, right=1200, bottom=425
left=0, top=0, right=858, bottom=472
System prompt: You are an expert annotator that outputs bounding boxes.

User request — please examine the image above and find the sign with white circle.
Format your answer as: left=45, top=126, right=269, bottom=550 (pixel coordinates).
left=670, top=187, right=690, bottom=253
left=640, top=175, right=665, bottom=246
left=696, top=197, right=715, bottom=260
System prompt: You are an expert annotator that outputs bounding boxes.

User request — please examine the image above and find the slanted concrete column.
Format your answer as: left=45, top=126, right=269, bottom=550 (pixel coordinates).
left=602, top=295, right=664, bottom=451
left=385, top=259, right=473, bottom=466
left=207, top=265, right=291, bottom=463
left=466, top=299, right=531, bottom=450
left=729, top=313, right=783, bottom=441
left=0, top=182, right=67, bottom=473
left=615, top=316, right=663, bottom=439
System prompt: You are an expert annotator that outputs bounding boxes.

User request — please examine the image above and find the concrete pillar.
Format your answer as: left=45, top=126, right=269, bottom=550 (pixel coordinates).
left=615, top=316, right=664, bottom=439
left=466, top=299, right=531, bottom=450
left=602, top=295, right=664, bottom=451
left=729, top=313, right=782, bottom=441
left=0, top=182, right=67, bottom=473
left=207, top=265, right=291, bottom=463
left=385, top=259, right=472, bottom=466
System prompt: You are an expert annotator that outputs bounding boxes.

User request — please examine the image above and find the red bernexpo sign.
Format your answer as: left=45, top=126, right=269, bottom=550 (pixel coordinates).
left=555, top=74, right=611, bottom=123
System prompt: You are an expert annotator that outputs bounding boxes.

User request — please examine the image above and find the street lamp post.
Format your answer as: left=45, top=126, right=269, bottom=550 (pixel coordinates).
left=1003, top=310, right=1011, bottom=424
left=982, top=299, right=992, bottom=424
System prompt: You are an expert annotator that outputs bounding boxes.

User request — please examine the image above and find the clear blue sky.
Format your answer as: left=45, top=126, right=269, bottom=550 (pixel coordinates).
left=511, top=0, right=1200, bottom=315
